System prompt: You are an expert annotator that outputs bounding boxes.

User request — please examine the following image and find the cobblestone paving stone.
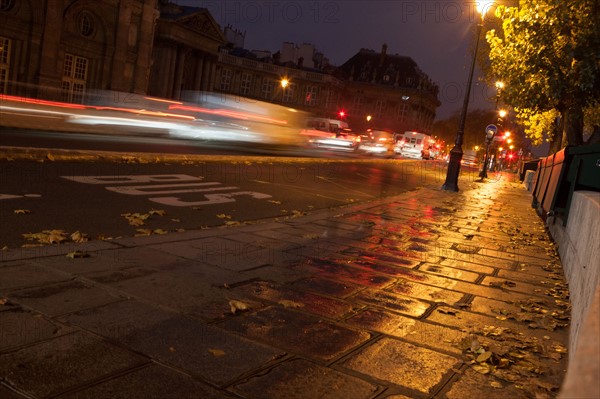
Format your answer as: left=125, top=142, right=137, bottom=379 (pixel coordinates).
left=0, top=174, right=570, bottom=398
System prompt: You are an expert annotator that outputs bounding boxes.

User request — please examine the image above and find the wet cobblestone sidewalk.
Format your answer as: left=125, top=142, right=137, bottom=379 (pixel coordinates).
left=0, top=175, right=569, bottom=398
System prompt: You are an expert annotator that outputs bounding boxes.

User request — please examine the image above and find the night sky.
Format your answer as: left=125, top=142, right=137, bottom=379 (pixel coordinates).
left=175, top=0, right=497, bottom=120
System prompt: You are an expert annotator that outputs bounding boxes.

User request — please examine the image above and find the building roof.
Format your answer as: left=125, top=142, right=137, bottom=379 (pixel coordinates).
left=336, top=46, right=439, bottom=97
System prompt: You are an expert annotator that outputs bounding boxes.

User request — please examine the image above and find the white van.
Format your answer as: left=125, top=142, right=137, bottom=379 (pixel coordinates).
left=301, top=118, right=349, bottom=139
left=394, top=131, right=434, bottom=159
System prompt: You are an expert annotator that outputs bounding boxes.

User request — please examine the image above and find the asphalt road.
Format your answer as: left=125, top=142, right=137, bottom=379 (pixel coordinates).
left=0, top=158, right=449, bottom=249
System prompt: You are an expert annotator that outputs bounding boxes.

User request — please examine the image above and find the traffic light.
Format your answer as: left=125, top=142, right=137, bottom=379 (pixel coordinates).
left=338, top=110, right=346, bottom=118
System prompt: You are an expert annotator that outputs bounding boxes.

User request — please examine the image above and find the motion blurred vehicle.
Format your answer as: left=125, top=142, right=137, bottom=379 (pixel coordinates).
left=461, top=150, right=479, bottom=167
left=359, top=129, right=395, bottom=157
left=309, top=128, right=361, bottom=151
left=168, top=91, right=308, bottom=147
left=394, top=131, right=434, bottom=159
left=301, top=117, right=348, bottom=139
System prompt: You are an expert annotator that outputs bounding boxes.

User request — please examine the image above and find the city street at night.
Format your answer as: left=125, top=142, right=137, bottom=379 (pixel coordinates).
left=2, top=0, right=599, bottom=398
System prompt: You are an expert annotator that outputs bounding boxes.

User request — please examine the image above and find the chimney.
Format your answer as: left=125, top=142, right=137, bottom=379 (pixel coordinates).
left=380, top=43, right=387, bottom=66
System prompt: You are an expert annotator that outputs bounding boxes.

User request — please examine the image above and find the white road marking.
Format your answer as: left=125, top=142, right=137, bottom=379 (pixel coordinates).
left=105, top=182, right=236, bottom=195
left=150, top=191, right=272, bottom=207
left=0, top=194, right=42, bottom=200
left=62, top=174, right=203, bottom=185
left=61, top=174, right=272, bottom=207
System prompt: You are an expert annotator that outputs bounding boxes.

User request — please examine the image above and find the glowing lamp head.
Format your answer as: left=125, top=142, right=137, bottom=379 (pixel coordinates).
left=477, top=1, right=494, bottom=16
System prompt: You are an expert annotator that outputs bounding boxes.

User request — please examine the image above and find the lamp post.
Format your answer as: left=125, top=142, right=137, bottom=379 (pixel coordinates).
left=442, top=2, right=489, bottom=191
left=480, top=108, right=506, bottom=178
left=280, top=78, right=289, bottom=102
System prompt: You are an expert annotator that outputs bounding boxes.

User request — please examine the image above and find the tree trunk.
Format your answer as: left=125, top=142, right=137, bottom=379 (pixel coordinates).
left=563, top=94, right=585, bottom=146
left=548, top=115, right=564, bottom=155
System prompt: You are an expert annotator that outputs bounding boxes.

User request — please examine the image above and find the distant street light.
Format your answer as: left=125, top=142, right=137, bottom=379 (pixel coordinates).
left=366, top=115, right=372, bottom=122
left=480, top=104, right=506, bottom=179
left=442, top=2, right=490, bottom=191
left=281, top=78, right=289, bottom=102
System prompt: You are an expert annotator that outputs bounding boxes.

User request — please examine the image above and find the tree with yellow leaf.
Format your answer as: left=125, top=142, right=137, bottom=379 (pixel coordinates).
left=485, top=0, right=600, bottom=153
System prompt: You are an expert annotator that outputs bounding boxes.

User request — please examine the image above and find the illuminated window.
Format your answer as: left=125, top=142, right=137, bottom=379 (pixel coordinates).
left=240, top=73, right=252, bottom=95
left=62, top=53, right=88, bottom=103
left=220, top=69, right=232, bottom=91
left=305, top=86, right=317, bottom=106
left=0, top=36, right=10, bottom=94
left=79, top=13, right=94, bottom=37
left=261, top=78, right=274, bottom=99
left=0, top=0, right=14, bottom=12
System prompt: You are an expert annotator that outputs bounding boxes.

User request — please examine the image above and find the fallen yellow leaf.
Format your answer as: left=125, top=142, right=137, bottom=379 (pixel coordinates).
left=14, top=209, right=31, bottom=214
left=229, top=300, right=250, bottom=314
left=66, top=251, right=90, bottom=259
left=208, top=348, right=226, bottom=357
left=135, top=229, right=152, bottom=236
left=70, top=231, right=89, bottom=243
left=278, top=300, right=304, bottom=309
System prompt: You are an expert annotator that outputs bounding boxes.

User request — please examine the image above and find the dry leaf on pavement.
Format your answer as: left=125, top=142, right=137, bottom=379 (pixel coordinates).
left=13, top=209, right=31, bottom=214
left=121, top=213, right=150, bottom=226
left=70, top=231, right=89, bottom=243
left=66, top=251, right=90, bottom=259
left=149, top=209, right=166, bottom=216
left=229, top=300, right=250, bottom=314
left=208, top=348, right=226, bottom=357
left=278, top=300, right=304, bottom=308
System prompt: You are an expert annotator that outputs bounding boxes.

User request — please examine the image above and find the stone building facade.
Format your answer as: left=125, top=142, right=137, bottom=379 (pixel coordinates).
left=336, top=45, right=440, bottom=133
left=147, top=3, right=224, bottom=100
left=213, top=51, right=345, bottom=117
left=0, top=0, right=158, bottom=101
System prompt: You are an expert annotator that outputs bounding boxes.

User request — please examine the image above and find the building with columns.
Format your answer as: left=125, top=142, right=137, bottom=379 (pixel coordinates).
left=146, top=3, right=225, bottom=100
left=0, top=0, right=158, bottom=101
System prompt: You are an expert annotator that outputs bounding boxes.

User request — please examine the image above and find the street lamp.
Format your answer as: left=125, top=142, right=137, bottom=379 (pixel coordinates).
left=442, top=2, right=490, bottom=191
left=280, top=78, right=289, bottom=102
left=480, top=107, right=506, bottom=179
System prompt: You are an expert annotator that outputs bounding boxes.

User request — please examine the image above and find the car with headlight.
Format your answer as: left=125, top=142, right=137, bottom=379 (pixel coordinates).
left=358, top=129, right=395, bottom=156
left=309, top=128, right=361, bottom=151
